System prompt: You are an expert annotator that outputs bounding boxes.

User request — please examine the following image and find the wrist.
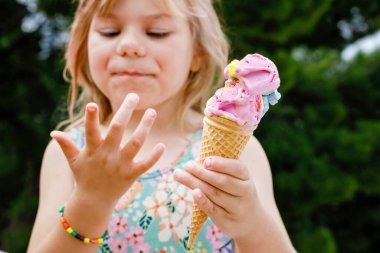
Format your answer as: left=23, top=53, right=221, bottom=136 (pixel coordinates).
left=59, top=205, right=110, bottom=244
left=72, top=184, right=118, bottom=210
left=62, top=188, right=116, bottom=239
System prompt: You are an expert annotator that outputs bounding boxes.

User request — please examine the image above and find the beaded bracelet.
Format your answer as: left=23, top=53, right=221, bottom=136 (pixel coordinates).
left=59, top=205, right=109, bottom=244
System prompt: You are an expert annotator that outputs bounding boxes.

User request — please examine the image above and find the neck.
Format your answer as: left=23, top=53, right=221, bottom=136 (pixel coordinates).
left=139, top=95, right=183, bottom=134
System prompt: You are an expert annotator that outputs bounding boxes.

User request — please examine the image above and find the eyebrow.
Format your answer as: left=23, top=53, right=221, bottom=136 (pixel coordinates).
left=144, top=13, right=173, bottom=20
left=98, top=12, right=173, bottom=21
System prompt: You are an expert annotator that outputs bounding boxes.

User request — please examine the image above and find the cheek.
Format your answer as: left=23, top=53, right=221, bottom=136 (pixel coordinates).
left=160, top=44, right=193, bottom=84
left=87, top=40, right=110, bottom=85
left=87, top=51, right=114, bottom=105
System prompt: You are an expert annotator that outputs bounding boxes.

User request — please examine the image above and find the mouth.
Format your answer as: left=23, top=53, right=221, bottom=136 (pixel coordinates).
left=112, top=70, right=154, bottom=78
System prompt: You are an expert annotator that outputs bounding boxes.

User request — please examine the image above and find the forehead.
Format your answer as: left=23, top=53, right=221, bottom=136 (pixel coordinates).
left=96, top=0, right=188, bottom=18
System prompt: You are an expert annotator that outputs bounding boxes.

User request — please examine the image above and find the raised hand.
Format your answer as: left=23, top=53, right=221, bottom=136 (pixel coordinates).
left=173, top=156, right=260, bottom=240
left=51, top=93, right=165, bottom=206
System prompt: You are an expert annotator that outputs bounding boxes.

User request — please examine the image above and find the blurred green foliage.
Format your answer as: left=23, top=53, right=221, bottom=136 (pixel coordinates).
left=1, top=0, right=379, bottom=252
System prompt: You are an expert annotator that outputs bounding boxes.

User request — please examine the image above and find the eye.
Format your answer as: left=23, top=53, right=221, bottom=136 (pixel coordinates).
left=99, top=29, right=120, bottom=37
left=146, top=30, right=170, bottom=38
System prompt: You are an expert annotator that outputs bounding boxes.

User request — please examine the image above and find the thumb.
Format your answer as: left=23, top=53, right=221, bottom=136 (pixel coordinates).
left=50, top=130, right=81, bottom=164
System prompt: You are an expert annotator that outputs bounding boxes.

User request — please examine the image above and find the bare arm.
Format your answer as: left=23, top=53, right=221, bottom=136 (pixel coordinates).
left=28, top=95, right=164, bottom=253
left=233, top=136, right=296, bottom=252
left=27, top=139, right=114, bottom=253
left=27, top=139, right=72, bottom=252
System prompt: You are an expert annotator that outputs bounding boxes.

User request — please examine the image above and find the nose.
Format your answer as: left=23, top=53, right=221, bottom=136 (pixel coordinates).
left=116, top=29, right=146, bottom=57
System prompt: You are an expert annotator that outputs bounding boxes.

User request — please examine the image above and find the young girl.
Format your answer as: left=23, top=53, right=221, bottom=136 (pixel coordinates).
left=28, top=0, right=296, bottom=252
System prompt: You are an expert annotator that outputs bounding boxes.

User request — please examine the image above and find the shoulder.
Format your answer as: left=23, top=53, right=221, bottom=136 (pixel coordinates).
left=39, top=138, right=75, bottom=210
left=40, top=129, right=80, bottom=196
left=241, top=135, right=271, bottom=171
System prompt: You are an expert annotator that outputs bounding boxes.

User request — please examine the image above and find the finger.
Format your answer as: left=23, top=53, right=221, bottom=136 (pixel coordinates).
left=104, top=93, right=139, bottom=149
left=173, top=169, right=235, bottom=214
left=50, top=131, right=80, bottom=164
left=192, top=188, right=222, bottom=218
left=184, top=161, right=245, bottom=197
left=84, top=103, right=102, bottom=151
left=121, top=108, right=157, bottom=161
left=204, top=156, right=250, bottom=181
left=131, top=143, right=165, bottom=177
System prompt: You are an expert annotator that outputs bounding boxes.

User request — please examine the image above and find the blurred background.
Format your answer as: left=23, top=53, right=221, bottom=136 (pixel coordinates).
left=1, top=0, right=379, bottom=252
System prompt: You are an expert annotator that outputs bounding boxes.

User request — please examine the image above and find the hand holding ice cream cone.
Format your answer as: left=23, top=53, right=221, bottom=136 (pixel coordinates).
left=187, top=53, right=281, bottom=249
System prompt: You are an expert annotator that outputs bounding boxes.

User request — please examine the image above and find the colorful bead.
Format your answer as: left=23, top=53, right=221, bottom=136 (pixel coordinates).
left=58, top=205, right=109, bottom=245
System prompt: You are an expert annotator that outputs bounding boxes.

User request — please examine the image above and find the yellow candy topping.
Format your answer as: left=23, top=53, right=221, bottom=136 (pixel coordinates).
left=228, top=59, right=239, bottom=78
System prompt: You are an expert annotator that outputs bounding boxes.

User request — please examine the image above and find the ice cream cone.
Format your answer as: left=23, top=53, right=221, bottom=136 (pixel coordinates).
left=187, top=115, right=256, bottom=249
left=187, top=53, right=281, bottom=250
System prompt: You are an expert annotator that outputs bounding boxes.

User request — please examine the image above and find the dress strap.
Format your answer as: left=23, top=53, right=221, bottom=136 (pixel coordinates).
left=70, top=127, right=85, bottom=149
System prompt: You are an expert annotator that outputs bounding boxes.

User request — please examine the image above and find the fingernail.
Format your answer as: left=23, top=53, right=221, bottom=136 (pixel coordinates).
left=194, top=189, right=202, bottom=200
left=185, top=161, right=193, bottom=171
left=50, top=131, right=63, bottom=140
left=204, top=157, right=212, bottom=168
left=127, top=93, right=139, bottom=103
left=155, top=143, right=165, bottom=152
left=173, top=169, right=184, bottom=179
left=147, top=109, right=157, bottom=119
left=87, top=104, right=96, bottom=112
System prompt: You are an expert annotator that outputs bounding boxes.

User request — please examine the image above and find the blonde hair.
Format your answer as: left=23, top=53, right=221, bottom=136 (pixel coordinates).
left=60, top=0, right=229, bottom=131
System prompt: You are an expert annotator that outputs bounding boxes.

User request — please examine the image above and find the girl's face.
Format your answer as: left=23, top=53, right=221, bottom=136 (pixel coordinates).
left=87, top=0, right=198, bottom=112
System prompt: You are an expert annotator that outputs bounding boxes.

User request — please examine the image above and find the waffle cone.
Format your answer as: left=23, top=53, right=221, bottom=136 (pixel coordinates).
left=187, top=116, right=256, bottom=249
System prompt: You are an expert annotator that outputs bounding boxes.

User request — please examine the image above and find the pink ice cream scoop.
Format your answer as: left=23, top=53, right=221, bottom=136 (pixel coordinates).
left=205, top=53, right=281, bottom=127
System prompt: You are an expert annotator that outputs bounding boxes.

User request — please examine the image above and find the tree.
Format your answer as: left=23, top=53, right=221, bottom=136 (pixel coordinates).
left=0, top=0, right=66, bottom=251
left=1, top=0, right=379, bottom=252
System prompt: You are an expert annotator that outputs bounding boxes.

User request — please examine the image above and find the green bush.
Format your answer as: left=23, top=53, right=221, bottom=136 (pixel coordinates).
left=1, top=0, right=379, bottom=252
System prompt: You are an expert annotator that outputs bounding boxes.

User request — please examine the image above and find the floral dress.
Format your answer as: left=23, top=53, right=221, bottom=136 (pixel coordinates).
left=71, top=128, right=233, bottom=253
